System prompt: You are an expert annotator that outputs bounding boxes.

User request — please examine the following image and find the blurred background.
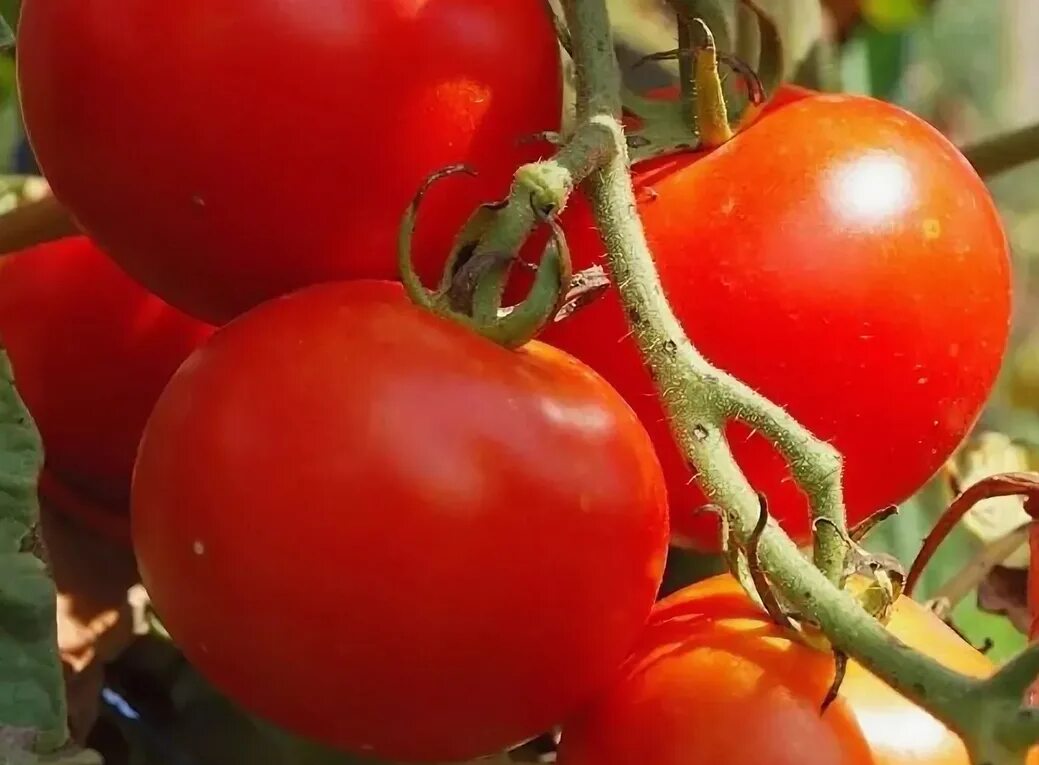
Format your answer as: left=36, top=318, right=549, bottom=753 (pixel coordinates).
left=3, top=0, right=1039, bottom=763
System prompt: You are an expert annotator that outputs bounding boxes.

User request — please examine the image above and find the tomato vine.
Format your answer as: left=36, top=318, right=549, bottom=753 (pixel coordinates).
left=429, top=1, right=1039, bottom=763
left=7, top=2, right=1039, bottom=763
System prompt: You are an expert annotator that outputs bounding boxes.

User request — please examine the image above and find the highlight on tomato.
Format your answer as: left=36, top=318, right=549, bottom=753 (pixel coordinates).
left=16, top=0, right=564, bottom=324
left=544, top=91, right=1011, bottom=549
left=0, top=236, right=213, bottom=543
left=131, top=280, right=670, bottom=763
left=557, top=574, right=1003, bottom=765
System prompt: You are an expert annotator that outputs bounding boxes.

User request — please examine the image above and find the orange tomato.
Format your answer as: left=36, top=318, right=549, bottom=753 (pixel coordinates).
left=559, top=575, right=1031, bottom=765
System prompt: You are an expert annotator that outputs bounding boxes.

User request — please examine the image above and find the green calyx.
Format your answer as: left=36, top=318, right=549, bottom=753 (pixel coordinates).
left=397, top=165, right=573, bottom=350
left=621, top=0, right=785, bottom=163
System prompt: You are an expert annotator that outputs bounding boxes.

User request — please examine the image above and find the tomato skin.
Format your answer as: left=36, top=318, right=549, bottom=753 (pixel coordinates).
left=545, top=93, right=1010, bottom=549
left=0, top=237, right=213, bottom=539
left=1030, top=523, right=1039, bottom=642
left=558, top=574, right=1003, bottom=765
left=17, top=1, right=562, bottom=324
left=131, top=280, right=669, bottom=762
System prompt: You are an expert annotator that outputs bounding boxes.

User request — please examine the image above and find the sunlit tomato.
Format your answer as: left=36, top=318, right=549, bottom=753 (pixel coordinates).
left=558, top=574, right=1007, bottom=765
left=545, top=92, right=1010, bottom=549
left=131, top=280, right=669, bottom=762
left=0, top=236, right=213, bottom=543
left=17, top=0, right=562, bottom=324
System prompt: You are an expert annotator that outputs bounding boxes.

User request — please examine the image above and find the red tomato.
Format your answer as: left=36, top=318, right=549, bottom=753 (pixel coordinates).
left=544, top=93, right=1010, bottom=549
left=558, top=574, right=1015, bottom=765
left=0, top=237, right=213, bottom=542
left=17, top=1, right=562, bottom=324
left=1030, top=523, right=1039, bottom=642
left=131, top=280, right=669, bottom=762
left=1030, top=525, right=1039, bottom=704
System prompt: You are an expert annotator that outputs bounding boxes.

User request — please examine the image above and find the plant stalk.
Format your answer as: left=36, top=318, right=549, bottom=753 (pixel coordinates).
left=965, top=122, right=1039, bottom=179
left=467, top=0, right=1039, bottom=761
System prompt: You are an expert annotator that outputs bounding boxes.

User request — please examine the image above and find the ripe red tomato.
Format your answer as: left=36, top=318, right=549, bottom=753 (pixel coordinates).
left=544, top=92, right=1010, bottom=548
left=557, top=574, right=1010, bottom=765
left=131, top=280, right=669, bottom=762
left=1030, top=524, right=1039, bottom=642
left=17, top=1, right=562, bottom=324
left=0, top=236, right=213, bottom=542
left=1030, top=525, right=1039, bottom=704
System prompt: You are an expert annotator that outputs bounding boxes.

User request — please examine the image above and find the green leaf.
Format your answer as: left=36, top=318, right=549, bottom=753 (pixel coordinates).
left=0, top=351, right=72, bottom=758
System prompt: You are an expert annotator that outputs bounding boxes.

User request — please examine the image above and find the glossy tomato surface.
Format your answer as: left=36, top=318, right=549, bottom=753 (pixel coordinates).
left=558, top=574, right=1006, bottom=765
left=545, top=93, right=1010, bottom=548
left=131, top=280, right=669, bottom=762
left=0, top=236, right=213, bottom=541
left=17, top=1, right=562, bottom=323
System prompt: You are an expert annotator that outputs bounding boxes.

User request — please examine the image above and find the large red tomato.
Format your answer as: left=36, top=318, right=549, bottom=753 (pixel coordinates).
left=17, top=1, right=562, bottom=324
left=131, top=280, right=669, bottom=762
left=557, top=574, right=1024, bottom=765
left=545, top=92, right=1010, bottom=548
left=0, top=236, right=213, bottom=542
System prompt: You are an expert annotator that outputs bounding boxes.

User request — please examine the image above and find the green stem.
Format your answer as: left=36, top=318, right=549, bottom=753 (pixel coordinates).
left=558, top=1, right=1039, bottom=761
left=963, top=122, right=1039, bottom=179
left=464, top=0, right=1039, bottom=760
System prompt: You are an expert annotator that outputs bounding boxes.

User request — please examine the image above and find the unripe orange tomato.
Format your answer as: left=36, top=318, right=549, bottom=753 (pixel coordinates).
left=559, top=574, right=1029, bottom=765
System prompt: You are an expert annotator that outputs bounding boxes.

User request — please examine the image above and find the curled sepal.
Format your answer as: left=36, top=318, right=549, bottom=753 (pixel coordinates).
left=688, top=17, right=732, bottom=149
left=438, top=200, right=509, bottom=303
left=732, top=0, right=784, bottom=131
left=397, top=164, right=475, bottom=312
left=622, top=15, right=769, bottom=163
left=398, top=168, right=573, bottom=349
left=744, top=494, right=795, bottom=630
left=484, top=202, right=573, bottom=349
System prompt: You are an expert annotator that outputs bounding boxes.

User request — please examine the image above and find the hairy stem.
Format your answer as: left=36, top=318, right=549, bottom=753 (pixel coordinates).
left=557, top=1, right=1039, bottom=760
left=469, top=0, right=1039, bottom=760
left=563, top=0, right=966, bottom=697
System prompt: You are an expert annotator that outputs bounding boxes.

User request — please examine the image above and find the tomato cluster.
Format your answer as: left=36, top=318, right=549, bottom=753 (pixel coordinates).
left=11, top=0, right=1015, bottom=763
